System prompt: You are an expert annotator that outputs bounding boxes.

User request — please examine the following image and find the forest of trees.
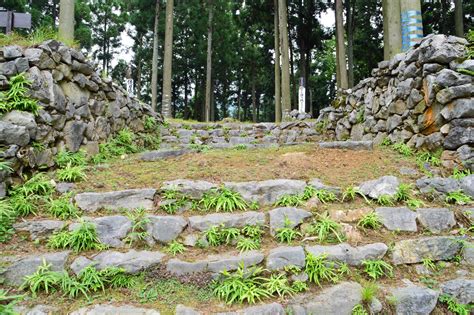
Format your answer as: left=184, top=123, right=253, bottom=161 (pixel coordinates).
left=2, top=0, right=473, bottom=122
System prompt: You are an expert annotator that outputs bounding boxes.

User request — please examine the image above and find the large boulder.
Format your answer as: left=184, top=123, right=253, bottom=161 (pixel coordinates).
left=0, top=251, right=70, bottom=286
left=0, top=121, right=30, bottom=146
left=358, top=176, right=400, bottom=199
left=63, top=120, right=87, bottom=152
left=146, top=215, right=187, bottom=243
left=224, top=179, right=306, bottom=205
left=288, top=282, right=362, bottom=315
left=375, top=207, right=418, bottom=232
left=13, top=220, right=65, bottom=240
left=1, top=110, right=37, bottom=139
left=440, top=278, right=474, bottom=304
left=389, top=285, right=439, bottom=315
left=392, top=236, right=462, bottom=265
left=416, top=208, right=456, bottom=233
left=268, top=207, right=312, bottom=234
left=305, top=243, right=388, bottom=266
left=75, top=189, right=156, bottom=212
left=188, top=212, right=265, bottom=231
left=416, top=177, right=460, bottom=196
left=266, top=246, right=306, bottom=270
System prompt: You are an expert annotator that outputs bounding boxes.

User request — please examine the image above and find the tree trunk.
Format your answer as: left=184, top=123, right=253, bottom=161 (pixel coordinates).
left=278, top=0, right=291, bottom=120
left=161, top=0, right=174, bottom=119
left=345, top=0, right=355, bottom=88
left=58, top=0, right=75, bottom=43
left=274, top=0, right=281, bottom=123
left=204, top=0, right=214, bottom=122
left=400, top=0, right=423, bottom=51
left=252, top=71, right=257, bottom=123
left=335, top=0, right=348, bottom=91
left=289, top=32, right=297, bottom=110
left=454, top=0, right=464, bottom=37
left=382, top=0, right=402, bottom=60
left=151, top=0, right=161, bottom=112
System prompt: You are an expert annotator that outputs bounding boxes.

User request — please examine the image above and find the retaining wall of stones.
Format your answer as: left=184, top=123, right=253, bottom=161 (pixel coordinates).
left=317, top=34, right=473, bottom=170
left=0, top=40, right=158, bottom=176
left=160, top=121, right=322, bottom=149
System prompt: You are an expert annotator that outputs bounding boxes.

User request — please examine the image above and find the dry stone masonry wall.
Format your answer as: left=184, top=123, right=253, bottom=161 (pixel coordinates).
left=0, top=40, right=158, bottom=174
left=317, top=34, right=473, bottom=170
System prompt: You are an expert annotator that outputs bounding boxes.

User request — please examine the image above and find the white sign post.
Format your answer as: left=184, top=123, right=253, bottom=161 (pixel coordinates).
left=298, top=77, right=305, bottom=113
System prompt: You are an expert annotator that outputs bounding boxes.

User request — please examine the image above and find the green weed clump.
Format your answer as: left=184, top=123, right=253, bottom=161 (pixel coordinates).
left=362, top=259, right=393, bottom=280
left=56, top=163, right=87, bottom=182
left=439, top=294, right=472, bottom=315
left=0, top=200, right=17, bottom=243
left=352, top=304, right=369, bottom=315
left=165, top=240, right=186, bottom=256
left=200, top=187, right=248, bottom=212
left=305, top=253, right=341, bottom=286
left=274, top=194, right=304, bottom=207
left=0, top=73, right=41, bottom=115
left=392, top=142, right=413, bottom=156
left=0, top=289, right=23, bottom=314
left=445, top=190, right=472, bottom=205
left=203, top=224, right=263, bottom=248
left=124, top=207, right=150, bottom=246
left=275, top=217, right=301, bottom=244
left=55, top=150, right=87, bottom=168
left=357, top=211, right=382, bottom=230
left=48, top=220, right=105, bottom=252
left=236, top=237, right=260, bottom=252
left=306, top=212, right=344, bottom=243
left=91, top=128, right=139, bottom=163
left=451, top=168, right=472, bottom=180
left=47, top=194, right=80, bottom=219
left=416, top=151, right=442, bottom=168
left=21, top=261, right=137, bottom=299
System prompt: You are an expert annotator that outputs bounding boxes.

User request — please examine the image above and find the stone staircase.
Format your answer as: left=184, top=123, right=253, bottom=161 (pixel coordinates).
left=2, top=173, right=473, bottom=314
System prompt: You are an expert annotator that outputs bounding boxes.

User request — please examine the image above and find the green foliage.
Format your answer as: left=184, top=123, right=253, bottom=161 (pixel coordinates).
left=302, top=185, right=317, bottom=200
left=124, top=207, right=150, bottom=246
left=0, top=200, right=16, bottom=242
left=144, top=116, right=158, bottom=131
left=234, top=144, right=248, bottom=150
left=220, top=227, right=241, bottom=244
left=352, top=304, right=369, bottom=315
left=0, top=160, right=14, bottom=174
left=451, top=168, right=472, bottom=180
left=21, top=261, right=63, bottom=297
left=439, top=294, right=472, bottom=315
left=315, top=120, right=329, bottom=133
left=274, top=194, right=304, bottom=207
left=392, top=142, right=414, bottom=156
left=307, top=212, right=344, bottom=243
left=275, top=217, right=301, bottom=244
left=313, top=189, right=337, bottom=204
left=305, top=253, right=339, bottom=286
left=362, top=260, right=393, bottom=280
left=91, top=128, right=139, bottom=163
left=356, top=109, right=365, bottom=124
left=422, top=258, right=437, bottom=272
left=361, top=282, right=378, bottom=303
left=241, top=225, right=264, bottom=241
left=166, top=240, right=186, bottom=256
left=376, top=194, right=395, bottom=206
left=263, top=274, right=296, bottom=298
left=48, top=220, right=105, bottom=252
left=236, top=237, right=260, bottom=252
left=395, top=183, right=412, bottom=202
left=249, top=201, right=259, bottom=210
left=13, top=173, right=54, bottom=197
left=160, top=197, right=189, bottom=215
left=77, top=265, right=105, bottom=292
left=445, top=190, right=472, bottom=205
left=406, top=198, right=425, bottom=209
left=47, top=194, right=80, bottom=219
left=291, top=280, right=308, bottom=293
left=416, top=151, right=442, bottom=168
left=10, top=193, right=39, bottom=217
left=0, top=73, right=41, bottom=115
left=204, top=225, right=224, bottom=247
left=0, top=289, right=23, bottom=315
left=55, top=150, right=87, bottom=168
left=199, top=187, right=248, bottom=212
left=212, top=264, right=270, bottom=304
left=357, top=211, right=382, bottom=230
left=380, top=137, right=392, bottom=147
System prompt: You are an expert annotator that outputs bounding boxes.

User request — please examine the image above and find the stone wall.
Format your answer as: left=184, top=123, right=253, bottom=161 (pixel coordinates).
left=317, top=34, right=473, bottom=170
left=160, top=121, right=323, bottom=149
left=0, top=40, right=158, bottom=174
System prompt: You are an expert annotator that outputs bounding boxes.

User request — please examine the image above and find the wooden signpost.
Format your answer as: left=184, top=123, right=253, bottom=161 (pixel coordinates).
left=0, top=10, right=32, bottom=34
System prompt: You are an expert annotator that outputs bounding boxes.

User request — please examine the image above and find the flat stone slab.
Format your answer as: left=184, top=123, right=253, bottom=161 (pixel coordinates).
left=416, top=177, right=460, bottom=196
left=70, top=216, right=132, bottom=248
left=416, top=208, right=456, bottom=233
left=288, top=282, right=362, bottom=315
left=268, top=207, right=312, bottom=234
left=75, top=188, right=156, bottom=212
left=375, top=207, right=418, bottom=232
left=266, top=246, right=306, bottom=271
left=389, top=285, right=439, bottom=315
left=188, top=212, right=265, bottom=231
left=140, top=149, right=191, bottom=161
left=166, top=251, right=264, bottom=276
left=146, top=215, right=188, bottom=244
left=161, top=179, right=218, bottom=199
left=305, top=243, right=388, bottom=266
left=440, top=278, right=474, bottom=304
left=392, top=236, right=462, bottom=265
left=319, top=141, right=373, bottom=150
left=71, top=250, right=165, bottom=274
left=214, top=303, right=285, bottom=315
left=13, top=219, right=65, bottom=240
left=358, top=176, right=400, bottom=199
left=71, top=304, right=160, bottom=315
left=224, top=179, right=306, bottom=205
left=0, top=251, right=70, bottom=286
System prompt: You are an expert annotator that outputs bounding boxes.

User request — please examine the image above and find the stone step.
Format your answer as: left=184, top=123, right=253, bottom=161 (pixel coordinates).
left=319, top=140, right=373, bottom=150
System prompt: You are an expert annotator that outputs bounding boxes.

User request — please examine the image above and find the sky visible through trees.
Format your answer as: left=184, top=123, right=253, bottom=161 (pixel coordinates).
left=2, top=0, right=473, bottom=122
